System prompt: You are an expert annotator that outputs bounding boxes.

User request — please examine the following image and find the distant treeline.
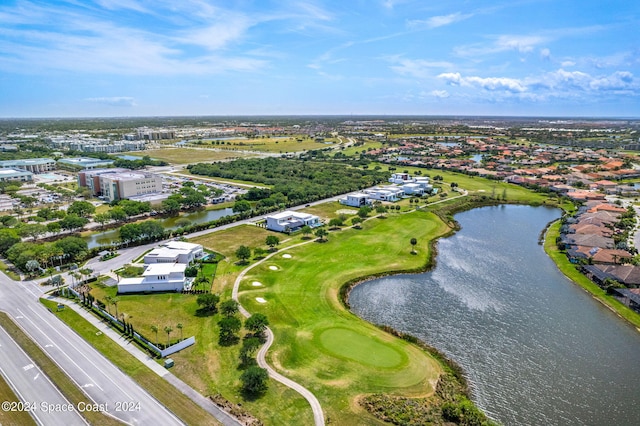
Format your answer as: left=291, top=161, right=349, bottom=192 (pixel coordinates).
left=187, top=158, right=388, bottom=205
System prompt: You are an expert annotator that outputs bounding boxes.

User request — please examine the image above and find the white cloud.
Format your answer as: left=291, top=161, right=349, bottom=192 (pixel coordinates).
left=85, top=96, right=136, bottom=106
left=540, top=48, right=551, bottom=60
left=437, top=69, right=638, bottom=99
left=430, top=90, right=449, bottom=98
left=408, top=12, right=473, bottom=29
left=455, top=34, right=547, bottom=57
left=438, top=72, right=463, bottom=85
left=95, top=0, right=148, bottom=13
left=561, top=60, right=576, bottom=67
left=389, top=58, right=454, bottom=79
left=0, top=2, right=266, bottom=75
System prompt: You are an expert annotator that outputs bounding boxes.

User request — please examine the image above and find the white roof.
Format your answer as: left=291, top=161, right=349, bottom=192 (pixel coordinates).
left=146, top=248, right=181, bottom=258
left=143, top=263, right=186, bottom=276
left=164, top=241, right=202, bottom=251
left=269, top=210, right=315, bottom=220
left=348, top=192, right=369, bottom=198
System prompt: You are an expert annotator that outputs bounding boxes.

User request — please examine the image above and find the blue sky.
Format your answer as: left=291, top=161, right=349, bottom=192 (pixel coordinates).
left=1, top=0, right=638, bottom=118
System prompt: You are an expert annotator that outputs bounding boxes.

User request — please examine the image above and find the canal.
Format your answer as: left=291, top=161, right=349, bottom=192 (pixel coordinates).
left=349, top=205, right=640, bottom=426
left=84, top=207, right=234, bottom=248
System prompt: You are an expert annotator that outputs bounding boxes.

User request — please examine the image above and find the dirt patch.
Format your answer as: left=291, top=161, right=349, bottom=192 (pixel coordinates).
left=209, top=394, right=263, bottom=426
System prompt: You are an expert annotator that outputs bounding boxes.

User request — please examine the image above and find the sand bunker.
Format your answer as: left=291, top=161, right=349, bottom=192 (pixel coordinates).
left=282, top=254, right=292, bottom=259
left=256, top=297, right=266, bottom=303
left=252, top=281, right=262, bottom=287
left=269, top=265, right=278, bottom=270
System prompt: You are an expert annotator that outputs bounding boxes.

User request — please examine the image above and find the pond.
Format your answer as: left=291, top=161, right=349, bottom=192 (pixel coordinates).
left=349, top=205, right=640, bottom=425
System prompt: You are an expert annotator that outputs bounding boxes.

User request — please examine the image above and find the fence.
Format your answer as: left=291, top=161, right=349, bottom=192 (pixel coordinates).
left=63, top=285, right=195, bottom=358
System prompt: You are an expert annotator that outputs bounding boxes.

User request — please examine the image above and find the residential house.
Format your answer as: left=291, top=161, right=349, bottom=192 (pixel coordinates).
left=144, top=241, right=204, bottom=264
left=266, top=211, right=321, bottom=233
left=340, top=192, right=371, bottom=208
left=117, top=263, right=188, bottom=294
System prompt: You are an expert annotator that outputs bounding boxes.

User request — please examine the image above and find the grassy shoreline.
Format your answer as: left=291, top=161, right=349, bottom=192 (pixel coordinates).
left=543, top=221, right=640, bottom=330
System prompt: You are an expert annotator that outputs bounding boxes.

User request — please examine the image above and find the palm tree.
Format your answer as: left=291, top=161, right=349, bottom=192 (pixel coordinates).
left=104, top=295, right=112, bottom=315
left=164, top=326, right=173, bottom=347
left=151, top=325, right=159, bottom=346
left=410, top=238, right=417, bottom=254
left=176, top=323, right=183, bottom=341
left=112, top=297, right=120, bottom=320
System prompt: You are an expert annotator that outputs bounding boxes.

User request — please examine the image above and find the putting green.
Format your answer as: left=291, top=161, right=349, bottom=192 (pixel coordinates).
left=318, top=328, right=405, bottom=368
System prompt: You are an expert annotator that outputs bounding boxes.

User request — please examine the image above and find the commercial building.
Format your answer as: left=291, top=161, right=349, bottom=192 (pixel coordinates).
left=0, top=158, right=56, bottom=173
left=77, top=168, right=163, bottom=202
left=99, top=171, right=163, bottom=202
left=57, top=157, right=115, bottom=170
left=0, top=168, right=33, bottom=182
left=78, top=168, right=129, bottom=196
left=265, top=211, right=321, bottom=233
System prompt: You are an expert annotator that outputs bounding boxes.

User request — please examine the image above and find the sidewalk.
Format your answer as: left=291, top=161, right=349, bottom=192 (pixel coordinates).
left=50, top=295, right=241, bottom=426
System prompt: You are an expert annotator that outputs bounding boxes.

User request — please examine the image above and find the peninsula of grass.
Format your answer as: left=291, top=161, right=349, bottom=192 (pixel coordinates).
left=544, top=221, right=640, bottom=329
left=38, top=299, right=224, bottom=426
left=0, top=312, right=122, bottom=426
left=238, top=209, right=454, bottom=424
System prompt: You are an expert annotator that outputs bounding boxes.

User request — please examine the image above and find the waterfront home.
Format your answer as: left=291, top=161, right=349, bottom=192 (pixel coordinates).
left=265, top=210, right=321, bottom=233
left=612, top=288, right=640, bottom=313
left=583, top=264, right=640, bottom=287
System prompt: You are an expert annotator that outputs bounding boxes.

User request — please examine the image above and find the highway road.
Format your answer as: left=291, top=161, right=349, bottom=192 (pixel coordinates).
left=0, top=273, right=185, bottom=426
left=0, top=325, right=87, bottom=426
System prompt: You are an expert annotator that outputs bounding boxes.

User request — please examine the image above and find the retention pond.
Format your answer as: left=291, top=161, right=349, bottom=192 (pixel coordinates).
left=349, top=205, right=640, bottom=425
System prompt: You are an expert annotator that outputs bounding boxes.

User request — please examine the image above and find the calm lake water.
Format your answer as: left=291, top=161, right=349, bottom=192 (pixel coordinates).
left=349, top=205, right=640, bottom=426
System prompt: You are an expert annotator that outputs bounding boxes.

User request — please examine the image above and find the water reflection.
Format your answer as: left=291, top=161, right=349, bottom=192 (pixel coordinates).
left=349, top=205, right=640, bottom=426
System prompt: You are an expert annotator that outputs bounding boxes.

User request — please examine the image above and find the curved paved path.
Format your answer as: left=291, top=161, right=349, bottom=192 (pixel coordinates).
left=232, top=240, right=325, bottom=426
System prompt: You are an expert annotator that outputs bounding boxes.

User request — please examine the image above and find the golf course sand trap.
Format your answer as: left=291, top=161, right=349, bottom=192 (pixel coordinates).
left=252, top=281, right=262, bottom=287
left=282, top=254, right=292, bottom=259
left=256, top=297, right=266, bottom=303
left=269, top=265, right=278, bottom=270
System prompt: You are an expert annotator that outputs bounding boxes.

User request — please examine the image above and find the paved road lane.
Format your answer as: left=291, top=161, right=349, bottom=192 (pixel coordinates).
left=0, top=325, right=87, bottom=426
left=0, top=275, right=185, bottom=426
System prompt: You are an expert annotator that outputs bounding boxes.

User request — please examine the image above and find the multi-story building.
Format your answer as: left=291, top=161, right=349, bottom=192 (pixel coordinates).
left=99, top=171, right=163, bottom=202
left=57, top=157, right=115, bottom=170
left=0, top=158, right=56, bottom=173
left=0, top=168, right=33, bottom=182
left=78, top=168, right=129, bottom=196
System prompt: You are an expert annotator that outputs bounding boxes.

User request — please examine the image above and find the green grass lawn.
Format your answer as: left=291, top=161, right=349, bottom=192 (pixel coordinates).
left=544, top=221, right=640, bottom=329
left=38, top=299, right=224, bottom=426
left=368, top=162, right=554, bottom=205
left=125, top=148, right=256, bottom=164
left=221, top=136, right=338, bottom=153
left=238, top=209, right=452, bottom=424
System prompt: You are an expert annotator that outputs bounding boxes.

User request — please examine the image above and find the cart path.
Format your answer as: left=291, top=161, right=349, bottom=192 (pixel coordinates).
left=231, top=239, right=324, bottom=426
